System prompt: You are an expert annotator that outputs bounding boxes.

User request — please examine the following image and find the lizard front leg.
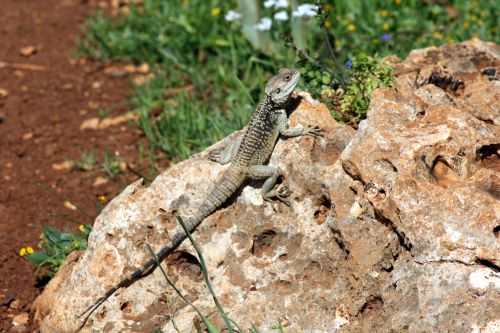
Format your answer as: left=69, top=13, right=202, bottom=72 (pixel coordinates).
left=248, top=165, right=291, bottom=206
left=209, top=136, right=243, bottom=165
left=276, top=109, right=322, bottom=137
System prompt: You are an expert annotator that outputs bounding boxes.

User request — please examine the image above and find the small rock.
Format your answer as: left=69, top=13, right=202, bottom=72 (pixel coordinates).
left=91, top=81, right=102, bottom=89
left=9, top=299, right=20, bottom=310
left=22, top=132, right=33, bottom=140
left=93, top=177, right=109, bottom=187
left=13, top=70, right=24, bottom=78
left=98, top=113, right=138, bottom=129
left=80, top=118, right=100, bottom=130
left=12, top=312, right=29, bottom=326
left=52, top=160, right=75, bottom=171
left=62, top=83, right=74, bottom=90
left=88, top=101, right=100, bottom=109
left=63, top=201, right=77, bottom=211
left=136, top=63, right=149, bottom=74
left=124, top=64, right=136, bottom=74
left=104, top=66, right=126, bottom=77
left=0, top=88, right=8, bottom=98
left=131, top=73, right=154, bottom=86
left=19, top=46, right=37, bottom=57
left=119, top=161, right=127, bottom=172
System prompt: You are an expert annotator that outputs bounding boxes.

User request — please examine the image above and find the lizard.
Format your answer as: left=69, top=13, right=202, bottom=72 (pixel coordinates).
left=78, top=68, right=321, bottom=323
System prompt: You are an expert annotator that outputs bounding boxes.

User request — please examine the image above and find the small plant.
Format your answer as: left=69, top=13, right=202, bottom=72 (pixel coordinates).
left=20, top=224, right=91, bottom=279
left=97, top=106, right=113, bottom=119
left=271, top=318, right=286, bottom=332
left=102, top=151, right=125, bottom=179
left=94, top=194, right=108, bottom=212
left=326, top=54, right=395, bottom=126
left=72, top=151, right=98, bottom=171
left=71, top=150, right=126, bottom=179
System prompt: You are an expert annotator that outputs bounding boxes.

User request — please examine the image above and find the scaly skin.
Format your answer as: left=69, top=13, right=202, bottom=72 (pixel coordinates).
left=78, top=68, right=321, bottom=324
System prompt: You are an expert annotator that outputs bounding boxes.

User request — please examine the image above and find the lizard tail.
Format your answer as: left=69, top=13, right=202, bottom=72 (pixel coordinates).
left=78, top=168, right=245, bottom=323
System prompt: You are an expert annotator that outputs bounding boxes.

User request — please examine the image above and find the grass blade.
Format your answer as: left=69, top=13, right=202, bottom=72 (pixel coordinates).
left=176, top=216, right=234, bottom=333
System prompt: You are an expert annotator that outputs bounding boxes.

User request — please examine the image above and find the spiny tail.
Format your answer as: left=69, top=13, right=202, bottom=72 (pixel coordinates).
left=78, top=168, right=245, bottom=324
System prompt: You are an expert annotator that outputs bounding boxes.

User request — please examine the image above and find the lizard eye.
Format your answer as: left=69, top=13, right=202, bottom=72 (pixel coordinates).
left=285, top=75, right=291, bottom=81
left=275, top=88, right=281, bottom=94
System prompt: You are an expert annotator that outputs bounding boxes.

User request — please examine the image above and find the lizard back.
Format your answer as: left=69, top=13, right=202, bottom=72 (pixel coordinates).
left=233, top=95, right=279, bottom=167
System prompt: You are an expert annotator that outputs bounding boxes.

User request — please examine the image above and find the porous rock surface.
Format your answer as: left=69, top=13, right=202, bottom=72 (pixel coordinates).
left=33, top=39, right=499, bottom=333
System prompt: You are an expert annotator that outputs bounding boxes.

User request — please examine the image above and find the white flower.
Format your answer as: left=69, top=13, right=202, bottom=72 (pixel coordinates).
left=274, top=11, right=289, bottom=21
left=274, top=0, right=289, bottom=8
left=225, top=10, right=242, bottom=22
left=264, top=0, right=276, bottom=8
left=292, top=4, right=318, bottom=17
left=255, top=17, right=272, bottom=31
left=264, top=0, right=288, bottom=8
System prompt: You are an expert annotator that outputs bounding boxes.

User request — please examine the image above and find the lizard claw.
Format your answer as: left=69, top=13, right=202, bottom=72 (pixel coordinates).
left=263, top=184, right=292, bottom=207
left=303, top=126, right=324, bottom=137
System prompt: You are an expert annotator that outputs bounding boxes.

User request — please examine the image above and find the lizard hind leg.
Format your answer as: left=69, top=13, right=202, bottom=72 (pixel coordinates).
left=247, top=165, right=292, bottom=206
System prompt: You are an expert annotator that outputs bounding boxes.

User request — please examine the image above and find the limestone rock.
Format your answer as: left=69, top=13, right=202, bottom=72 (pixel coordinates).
left=33, top=40, right=499, bottom=333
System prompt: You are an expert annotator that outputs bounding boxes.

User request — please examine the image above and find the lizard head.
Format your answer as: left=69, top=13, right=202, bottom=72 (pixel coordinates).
left=265, top=68, right=300, bottom=106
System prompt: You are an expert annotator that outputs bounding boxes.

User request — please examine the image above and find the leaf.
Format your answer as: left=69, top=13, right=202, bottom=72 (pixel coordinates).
left=26, top=252, right=51, bottom=266
left=44, top=226, right=62, bottom=244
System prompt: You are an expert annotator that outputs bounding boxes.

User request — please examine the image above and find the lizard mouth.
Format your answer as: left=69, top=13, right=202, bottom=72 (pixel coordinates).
left=284, top=72, right=301, bottom=95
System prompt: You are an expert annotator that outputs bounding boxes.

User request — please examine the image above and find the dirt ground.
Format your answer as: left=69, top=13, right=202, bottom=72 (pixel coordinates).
left=0, top=1, right=163, bottom=331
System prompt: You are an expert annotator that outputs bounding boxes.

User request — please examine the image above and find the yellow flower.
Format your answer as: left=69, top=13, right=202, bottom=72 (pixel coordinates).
left=73, top=241, right=79, bottom=249
left=335, top=40, right=341, bottom=48
left=477, top=19, right=483, bottom=27
left=98, top=195, right=106, bottom=201
left=20, top=246, right=34, bottom=256
left=183, top=0, right=189, bottom=6
left=347, top=24, right=356, bottom=31
left=325, top=20, right=332, bottom=29
left=64, top=246, right=70, bottom=252
left=211, top=8, right=221, bottom=16
left=433, top=31, right=443, bottom=39
left=79, top=224, right=86, bottom=233
left=463, top=21, right=469, bottom=29
left=382, top=23, right=390, bottom=31
left=395, top=0, right=402, bottom=5
left=322, top=4, right=332, bottom=11
left=380, top=10, right=388, bottom=17
left=447, top=36, right=455, bottom=44
left=372, top=38, right=380, bottom=45
left=471, top=15, right=478, bottom=22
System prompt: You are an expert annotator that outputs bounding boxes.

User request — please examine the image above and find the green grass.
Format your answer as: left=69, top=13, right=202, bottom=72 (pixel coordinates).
left=71, top=150, right=125, bottom=179
left=78, top=0, right=499, bottom=162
